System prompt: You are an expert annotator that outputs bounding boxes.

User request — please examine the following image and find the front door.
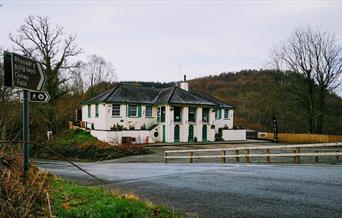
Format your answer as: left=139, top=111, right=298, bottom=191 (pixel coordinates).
left=162, top=125, right=166, bottom=143
left=188, top=125, right=194, bottom=142
left=174, top=125, right=180, bottom=143
left=202, top=125, right=207, bottom=142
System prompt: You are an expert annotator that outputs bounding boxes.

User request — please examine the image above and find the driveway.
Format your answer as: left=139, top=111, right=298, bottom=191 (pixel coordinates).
left=37, top=160, right=342, bottom=218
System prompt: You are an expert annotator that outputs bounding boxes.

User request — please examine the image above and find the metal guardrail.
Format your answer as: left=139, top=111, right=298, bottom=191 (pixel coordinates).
left=164, top=142, right=342, bottom=164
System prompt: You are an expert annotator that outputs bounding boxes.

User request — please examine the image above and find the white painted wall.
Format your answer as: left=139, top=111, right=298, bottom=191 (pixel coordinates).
left=214, top=109, right=234, bottom=132
left=222, top=129, right=246, bottom=141
left=82, top=103, right=234, bottom=144
left=91, top=129, right=153, bottom=144
left=81, top=104, right=107, bottom=130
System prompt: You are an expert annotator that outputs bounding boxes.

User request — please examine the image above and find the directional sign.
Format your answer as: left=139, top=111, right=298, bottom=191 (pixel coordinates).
left=30, top=91, right=50, bottom=103
left=4, top=51, right=46, bottom=91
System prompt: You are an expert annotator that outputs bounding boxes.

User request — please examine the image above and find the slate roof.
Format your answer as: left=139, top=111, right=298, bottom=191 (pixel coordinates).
left=189, top=90, right=235, bottom=108
left=81, top=83, right=233, bottom=108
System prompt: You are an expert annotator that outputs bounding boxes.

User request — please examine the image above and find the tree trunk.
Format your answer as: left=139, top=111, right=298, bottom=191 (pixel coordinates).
left=316, top=87, right=326, bottom=134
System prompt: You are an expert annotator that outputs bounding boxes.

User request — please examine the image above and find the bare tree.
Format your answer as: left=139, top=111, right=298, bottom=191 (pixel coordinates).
left=83, top=54, right=117, bottom=96
left=9, top=15, right=82, bottom=132
left=271, top=27, right=342, bottom=133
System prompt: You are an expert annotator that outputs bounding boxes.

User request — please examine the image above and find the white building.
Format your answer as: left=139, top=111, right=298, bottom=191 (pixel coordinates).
left=81, top=78, right=235, bottom=144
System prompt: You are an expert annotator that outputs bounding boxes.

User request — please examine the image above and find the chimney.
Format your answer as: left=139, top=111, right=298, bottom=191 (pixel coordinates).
left=180, top=74, right=189, bottom=91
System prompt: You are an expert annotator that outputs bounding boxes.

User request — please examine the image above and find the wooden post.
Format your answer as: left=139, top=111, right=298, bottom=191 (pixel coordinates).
left=337, top=151, right=339, bottom=161
left=315, top=150, right=318, bottom=163
left=164, top=152, right=168, bottom=163
left=235, top=150, right=240, bottom=162
left=245, top=149, right=250, bottom=163
left=293, top=149, right=297, bottom=163
left=190, top=152, right=193, bottom=163
left=296, top=147, right=301, bottom=164
left=266, top=149, right=271, bottom=163
left=222, top=150, right=226, bottom=163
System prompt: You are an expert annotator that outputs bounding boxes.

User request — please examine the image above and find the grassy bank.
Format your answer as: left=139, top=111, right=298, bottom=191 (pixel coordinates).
left=36, top=129, right=151, bottom=161
left=50, top=178, right=181, bottom=218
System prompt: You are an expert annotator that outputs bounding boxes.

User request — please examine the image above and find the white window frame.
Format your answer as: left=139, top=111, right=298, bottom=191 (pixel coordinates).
left=145, top=105, right=153, bottom=117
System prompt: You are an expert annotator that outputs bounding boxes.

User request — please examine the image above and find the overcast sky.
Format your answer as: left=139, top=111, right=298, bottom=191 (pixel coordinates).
left=1, top=0, right=342, bottom=93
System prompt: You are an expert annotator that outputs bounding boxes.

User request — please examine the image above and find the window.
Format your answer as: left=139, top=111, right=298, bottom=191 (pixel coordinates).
left=202, top=108, right=209, bottom=123
left=145, top=106, right=152, bottom=117
left=129, top=105, right=137, bottom=117
left=95, top=104, right=99, bottom=117
left=189, top=107, right=196, bottom=122
left=112, top=104, right=120, bottom=117
left=174, top=107, right=181, bottom=122
left=161, top=107, right=165, bottom=122
left=224, top=109, right=229, bottom=119
left=88, top=105, right=91, bottom=118
left=215, top=109, right=221, bottom=120
left=157, top=107, right=161, bottom=122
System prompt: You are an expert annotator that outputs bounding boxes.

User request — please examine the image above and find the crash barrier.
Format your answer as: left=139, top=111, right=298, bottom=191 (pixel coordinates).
left=164, top=142, right=342, bottom=164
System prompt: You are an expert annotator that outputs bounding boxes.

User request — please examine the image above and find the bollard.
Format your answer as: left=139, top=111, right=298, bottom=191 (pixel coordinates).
left=190, top=152, right=193, bottom=163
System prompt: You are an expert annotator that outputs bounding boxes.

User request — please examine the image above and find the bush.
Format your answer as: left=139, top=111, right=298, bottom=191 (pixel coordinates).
left=38, top=129, right=151, bottom=161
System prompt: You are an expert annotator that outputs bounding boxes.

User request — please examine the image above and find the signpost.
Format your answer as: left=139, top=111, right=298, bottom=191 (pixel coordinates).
left=4, top=52, right=46, bottom=91
left=272, top=116, right=279, bottom=143
left=3, top=51, right=47, bottom=183
left=20, top=91, right=50, bottom=103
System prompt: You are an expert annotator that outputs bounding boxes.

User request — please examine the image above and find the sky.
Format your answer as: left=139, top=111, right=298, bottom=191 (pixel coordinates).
left=1, top=0, right=342, bottom=95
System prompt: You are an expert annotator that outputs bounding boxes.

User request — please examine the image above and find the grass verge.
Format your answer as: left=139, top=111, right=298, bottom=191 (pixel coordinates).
left=50, top=177, right=181, bottom=218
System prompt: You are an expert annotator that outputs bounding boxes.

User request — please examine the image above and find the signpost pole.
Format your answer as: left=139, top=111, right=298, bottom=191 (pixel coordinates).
left=23, top=90, right=30, bottom=183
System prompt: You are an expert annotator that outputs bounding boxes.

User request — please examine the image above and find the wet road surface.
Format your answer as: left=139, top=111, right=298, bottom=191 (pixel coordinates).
left=37, top=160, right=342, bottom=218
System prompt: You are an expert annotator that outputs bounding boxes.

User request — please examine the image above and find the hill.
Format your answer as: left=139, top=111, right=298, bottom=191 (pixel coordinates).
left=129, top=69, right=342, bottom=134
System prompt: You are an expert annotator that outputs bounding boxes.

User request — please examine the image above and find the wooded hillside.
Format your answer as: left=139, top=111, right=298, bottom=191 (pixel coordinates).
left=188, top=69, right=342, bottom=134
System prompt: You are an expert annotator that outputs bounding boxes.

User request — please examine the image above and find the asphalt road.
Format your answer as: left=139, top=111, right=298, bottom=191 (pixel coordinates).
left=37, top=160, right=342, bottom=218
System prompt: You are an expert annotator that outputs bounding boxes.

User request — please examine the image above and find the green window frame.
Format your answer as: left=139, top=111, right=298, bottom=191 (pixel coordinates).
left=189, top=107, right=196, bottom=122
left=202, top=108, right=209, bottom=123
left=88, top=105, right=91, bottom=118
left=129, top=105, right=137, bottom=117
left=224, top=109, right=229, bottom=119
left=95, top=104, right=99, bottom=117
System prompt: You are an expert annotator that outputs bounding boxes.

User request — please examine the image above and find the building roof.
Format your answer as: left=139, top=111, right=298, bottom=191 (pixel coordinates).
left=189, top=90, right=235, bottom=109
left=81, top=83, right=233, bottom=108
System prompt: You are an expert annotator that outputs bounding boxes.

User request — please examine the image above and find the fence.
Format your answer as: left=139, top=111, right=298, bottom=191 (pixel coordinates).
left=259, top=133, right=342, bottom=144
left=164, top=142, right=342, bottom=164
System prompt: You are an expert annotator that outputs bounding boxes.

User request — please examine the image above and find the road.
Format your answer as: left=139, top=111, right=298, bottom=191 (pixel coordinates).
left=37, top=161, right=342, bottom=218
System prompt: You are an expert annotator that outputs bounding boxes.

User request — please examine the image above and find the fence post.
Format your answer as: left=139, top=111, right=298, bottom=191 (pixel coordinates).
left=222, top=150, right=226, bottom=163
left=236, top=150, right=240, bottom=162
left=315, top=150, right=318, bottom=163
left=266, top=149, right=271, bottom=163
left=296, top=147, right=301, bottom=164
left=245, top=149, right=250, bottom=163
left=337, top=151, right=339, bottom=162
left=164, top=152, right=168, bottom=163
left=190, top=152, right=193, bottom=163
left=293, top=149, right=297, bottom=163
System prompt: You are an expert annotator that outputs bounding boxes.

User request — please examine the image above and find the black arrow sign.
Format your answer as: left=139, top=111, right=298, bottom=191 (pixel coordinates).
left=4, top=51, right=46, bottom=91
